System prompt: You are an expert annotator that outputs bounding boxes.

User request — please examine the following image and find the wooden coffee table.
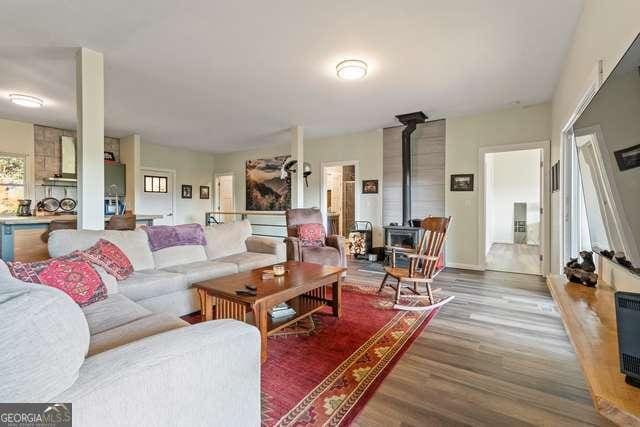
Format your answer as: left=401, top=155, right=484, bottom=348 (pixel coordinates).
left=194, top=261, right=346, bottom=362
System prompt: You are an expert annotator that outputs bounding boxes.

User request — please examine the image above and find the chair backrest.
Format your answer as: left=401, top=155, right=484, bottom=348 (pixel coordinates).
left=411, top=216, right=451, bottom=279
left=41, top=219, right=77, bottom=243
left=285, top=208, right=324, bottom=237
left=106, top=215, right=137, bottom=231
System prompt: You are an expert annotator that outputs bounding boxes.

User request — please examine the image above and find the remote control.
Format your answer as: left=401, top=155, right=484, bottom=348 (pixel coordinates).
left=236, top=289, right=257, bottom=296
left=245, top=284, right=257, bottom=291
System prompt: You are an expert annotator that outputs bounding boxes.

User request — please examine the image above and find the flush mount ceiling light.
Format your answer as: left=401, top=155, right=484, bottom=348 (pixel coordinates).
left=9, top=94, right=44, bottom=108
left=336, top=59, right=367, bottom=80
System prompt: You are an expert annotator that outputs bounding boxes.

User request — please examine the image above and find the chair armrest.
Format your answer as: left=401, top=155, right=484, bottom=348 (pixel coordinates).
left=245, top=235, right=286, bottom=262
left=284, top=236, right=302, bottom=261
left=54, top=320, right=260, bottom=427
left=326, top=235, right=347, bottom=267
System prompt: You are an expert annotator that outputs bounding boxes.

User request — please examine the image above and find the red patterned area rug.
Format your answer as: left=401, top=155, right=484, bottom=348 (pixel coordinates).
left=260, top=284, right=439, bottom=427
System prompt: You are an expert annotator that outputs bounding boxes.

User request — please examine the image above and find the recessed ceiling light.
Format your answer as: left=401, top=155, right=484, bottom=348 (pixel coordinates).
left=9, top=94, right=44, bottom=108
left=336, top=60, right=368, bottom=80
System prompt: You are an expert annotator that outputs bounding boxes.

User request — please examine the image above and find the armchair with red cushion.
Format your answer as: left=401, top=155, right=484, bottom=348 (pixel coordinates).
left=284, top=208, right=347, bottom=269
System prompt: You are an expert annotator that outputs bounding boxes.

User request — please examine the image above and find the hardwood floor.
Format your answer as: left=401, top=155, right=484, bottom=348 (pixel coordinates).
left=347, top=259, right=613, bottom=426
left=486, top=243, right=540, bottom=275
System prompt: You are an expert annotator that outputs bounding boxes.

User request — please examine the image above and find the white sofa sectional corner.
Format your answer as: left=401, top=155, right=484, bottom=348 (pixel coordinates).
left=47, top=219, right=286, bottom=316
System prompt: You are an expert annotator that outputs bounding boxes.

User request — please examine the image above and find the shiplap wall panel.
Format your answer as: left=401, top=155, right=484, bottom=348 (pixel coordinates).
left=383, top=119, right=445, bottom=225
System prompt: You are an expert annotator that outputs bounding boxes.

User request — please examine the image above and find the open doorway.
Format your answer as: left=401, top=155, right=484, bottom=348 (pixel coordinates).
left=321, top=162, right=357, bottom=237
left=483, top=148, right=543, bottom=275
left=214, top=174, right=234, bottom=223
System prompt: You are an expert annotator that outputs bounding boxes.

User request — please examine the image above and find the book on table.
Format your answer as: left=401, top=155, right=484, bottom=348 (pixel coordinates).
left=269, top=302, right=296, bottom=319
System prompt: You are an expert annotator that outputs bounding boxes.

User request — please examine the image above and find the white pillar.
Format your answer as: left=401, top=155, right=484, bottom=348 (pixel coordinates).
left=291, top=126, right=304, bottom=208
left=76, top=47, right=105, bottom=230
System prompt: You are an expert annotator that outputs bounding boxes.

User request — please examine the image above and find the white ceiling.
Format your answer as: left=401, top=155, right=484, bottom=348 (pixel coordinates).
left=0, top=0, right=583, bottom=152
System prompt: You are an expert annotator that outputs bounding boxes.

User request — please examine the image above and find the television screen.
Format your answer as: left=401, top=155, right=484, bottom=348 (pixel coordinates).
left=573, top=34, right=640, bottom=271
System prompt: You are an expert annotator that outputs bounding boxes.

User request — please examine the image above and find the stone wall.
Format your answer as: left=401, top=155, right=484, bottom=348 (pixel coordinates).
left=33, top=125, right=120, bottom=183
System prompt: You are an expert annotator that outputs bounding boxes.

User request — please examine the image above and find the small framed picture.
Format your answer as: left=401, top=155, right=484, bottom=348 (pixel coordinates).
left=104, top=151, right=116, bottom=161
left=450, top=174, right=474, bottom=191
left=181, top=184, right=192, bottom=199
left=362, top=179, right=379, bottom=194
left=614, top=143, right=640, bottom=171
left=200, top=185, right=210, bottom=199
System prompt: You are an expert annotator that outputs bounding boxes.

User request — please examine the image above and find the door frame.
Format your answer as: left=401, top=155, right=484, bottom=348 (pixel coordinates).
left=478, top=140, right=550, bottom=276
left=139, top=166, right=177, bottom=225
left=214, top=172, right=236, bottom=222
left=320, top=160, right=359, bottom=232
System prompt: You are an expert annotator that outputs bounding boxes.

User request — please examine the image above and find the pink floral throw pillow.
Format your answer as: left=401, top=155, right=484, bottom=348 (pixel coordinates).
left=8, top=255, right=107, bottom=307
left=80, top=239, right=133, bottom=280
left=297, top=223, right=326, bottom=248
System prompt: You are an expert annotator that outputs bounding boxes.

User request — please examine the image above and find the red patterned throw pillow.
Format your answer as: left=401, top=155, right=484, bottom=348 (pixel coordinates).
left=8, top=254, right=107, bottom=307
left=79, top=239, right=133, bottom=280
left=297, top=223, right=326, bottom=248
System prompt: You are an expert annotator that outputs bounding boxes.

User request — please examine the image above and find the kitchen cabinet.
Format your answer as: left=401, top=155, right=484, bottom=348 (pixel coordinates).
left=105, top=163, right=126, bottom=196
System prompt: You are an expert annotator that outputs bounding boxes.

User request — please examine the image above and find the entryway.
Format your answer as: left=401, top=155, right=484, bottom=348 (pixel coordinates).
left=321, top=161, right=357, bottom=237
left=138, top=168, right=176, bottom=225
left=479, top=142, right=550, bottom=275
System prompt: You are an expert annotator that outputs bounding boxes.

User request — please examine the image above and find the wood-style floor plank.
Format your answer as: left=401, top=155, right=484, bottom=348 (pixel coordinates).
left=349, top=261, right=613, bottom=426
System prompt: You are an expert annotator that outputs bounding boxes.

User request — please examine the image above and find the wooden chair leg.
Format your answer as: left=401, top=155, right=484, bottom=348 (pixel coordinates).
left=425, top=283, right=434, bottom=304
left=378, top=273, right=389, bottom=293
left=394, top=279, right=402, bottom=304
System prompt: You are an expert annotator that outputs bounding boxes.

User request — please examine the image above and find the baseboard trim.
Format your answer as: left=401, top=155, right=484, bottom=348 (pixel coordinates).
left=445, top=262, right=483, bottom=271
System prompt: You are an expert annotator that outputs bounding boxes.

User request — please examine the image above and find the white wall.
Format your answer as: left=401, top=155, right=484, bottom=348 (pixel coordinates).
left=140, top=142, right=214, bottom=225
left=445, top=103, right=551, bottom=269
left=304, top=129, right=384, bottom=246
left=486, top=150, right=541, bottom=246
left=119, top=134, right=140, bottom=213
left=0, top=118, right=35, bottom=200
left=550, top=0, right=640, bottom=275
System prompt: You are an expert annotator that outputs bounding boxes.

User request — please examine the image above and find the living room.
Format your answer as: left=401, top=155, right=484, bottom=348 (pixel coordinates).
left=1, top=1, right=640, bottom=426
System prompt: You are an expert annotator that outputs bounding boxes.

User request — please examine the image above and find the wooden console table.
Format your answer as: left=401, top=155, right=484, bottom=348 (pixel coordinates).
left=547, top=275, right=640, bottom=426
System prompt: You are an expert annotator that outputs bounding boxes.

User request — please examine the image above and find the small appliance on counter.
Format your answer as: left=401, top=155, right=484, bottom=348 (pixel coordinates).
left=16, top=199, right=32, bottom=216
left=104, top=197, right=125, bottom=215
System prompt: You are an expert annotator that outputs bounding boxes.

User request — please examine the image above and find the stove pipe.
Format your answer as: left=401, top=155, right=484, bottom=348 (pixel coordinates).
left=395, top=111, right=428, bottom=226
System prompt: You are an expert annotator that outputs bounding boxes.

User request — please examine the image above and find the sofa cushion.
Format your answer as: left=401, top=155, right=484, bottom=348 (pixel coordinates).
left=218, top=252, right=279, bottom=272
left=88, top=313, right=188, bottom=356
left=80, top=238, right=134, bottom=280
left=203, top=220, right=252, bottom=259
left=48, top=229, right=155, bottom=271
left=153, top=245, right=207, bottom=269
left=0, top=278, right=89, bottom=402
left=162, top=260, right=238, bottom=283
left=82, top=293, right=152, bottom=335
left=117, top=269, right=189, bottom=301
left=301, top=246, right=341, bottom=266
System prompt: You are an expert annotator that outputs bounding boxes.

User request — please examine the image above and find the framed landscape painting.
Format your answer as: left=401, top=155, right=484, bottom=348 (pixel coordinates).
left=246, top=156, right=291, bottom=211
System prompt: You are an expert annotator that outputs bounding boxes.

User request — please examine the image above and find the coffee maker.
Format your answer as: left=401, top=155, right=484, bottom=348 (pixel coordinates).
left=16, top=199, right=32, bottom=216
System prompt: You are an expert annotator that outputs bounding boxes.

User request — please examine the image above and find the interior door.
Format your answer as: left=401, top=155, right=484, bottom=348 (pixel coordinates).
left=138, top=169, right=175, bottom=225
left=215, top=175, right=234, bottom=223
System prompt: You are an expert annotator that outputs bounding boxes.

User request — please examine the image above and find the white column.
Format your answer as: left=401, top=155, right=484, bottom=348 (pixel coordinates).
left=76, top=47, right=105, bottom=230
left=290, top=125, right=304, bottom=208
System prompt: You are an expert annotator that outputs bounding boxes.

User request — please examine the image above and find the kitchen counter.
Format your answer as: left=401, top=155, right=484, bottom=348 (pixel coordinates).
left=0, top=214, right=162, bottom=225
left=0, top=214, right=162, bottom=262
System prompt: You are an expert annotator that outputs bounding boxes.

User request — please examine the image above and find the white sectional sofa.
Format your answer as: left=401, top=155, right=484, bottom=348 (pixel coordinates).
left=0, top=220, right=282, bottom=426
left=47, top=220, right=286, bottom=316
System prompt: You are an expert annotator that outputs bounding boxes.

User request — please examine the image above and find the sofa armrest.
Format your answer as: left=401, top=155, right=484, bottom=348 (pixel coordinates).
left=245, top=236, right=286, bottom=262
left=326, top=234, right=347, bottom=268
left=284, top=236, right=302, bottom=261
left=54, top=320, right=260, bottom=427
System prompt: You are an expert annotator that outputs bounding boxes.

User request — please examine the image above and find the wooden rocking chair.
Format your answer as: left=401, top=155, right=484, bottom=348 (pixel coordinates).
left=378, top=216, right=454, bottom=311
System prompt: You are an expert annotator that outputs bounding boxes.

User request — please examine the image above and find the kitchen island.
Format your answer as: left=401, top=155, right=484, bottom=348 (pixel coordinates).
left=0, top=214, right=161, bottom=262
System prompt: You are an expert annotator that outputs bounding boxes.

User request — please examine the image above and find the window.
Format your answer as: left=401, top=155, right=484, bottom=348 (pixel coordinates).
left=144, top=175, right=167, bottom=193
left=0, top=154, right=26, bottom=215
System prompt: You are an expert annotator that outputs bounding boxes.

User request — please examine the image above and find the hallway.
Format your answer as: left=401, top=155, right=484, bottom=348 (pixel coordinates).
left=486, top=242, right=540, bottom=275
